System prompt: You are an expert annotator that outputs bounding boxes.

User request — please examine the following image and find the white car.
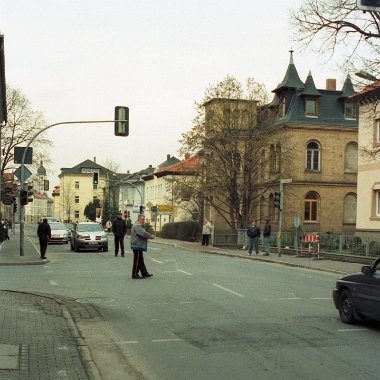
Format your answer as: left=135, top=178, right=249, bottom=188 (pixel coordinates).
left=48, top=222, right=69, bottom=244
left=70, top=222, right=108, bottom=252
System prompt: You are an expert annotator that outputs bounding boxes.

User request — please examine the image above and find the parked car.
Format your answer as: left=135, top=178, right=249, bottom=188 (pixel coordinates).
left=333, top=257, right=380, bottom=324
left=48, top=222, right=69, bottom=244
left=39, top=217, right=59, bottom=224
left=64, top=223, right=74, bottom=239
left=70, top=222, right=108, bottom=252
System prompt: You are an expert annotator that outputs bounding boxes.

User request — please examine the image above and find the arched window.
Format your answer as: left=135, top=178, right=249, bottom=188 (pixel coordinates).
left=259, top=196, right=265, bottom=223
left=260, top=149, right=266, bottom=182
left=344, top=143, right=358, bottom=173
left=276, top=143, right=281, bottom=173
left=343, top=193, right=357, bottom=224
left=268, top=193, right=275, bottom=221
left=270, top=145, right=276, bottom=173
left=304, top=191, right=320, bottom=222
left=306, top=141, right=320, bottom=171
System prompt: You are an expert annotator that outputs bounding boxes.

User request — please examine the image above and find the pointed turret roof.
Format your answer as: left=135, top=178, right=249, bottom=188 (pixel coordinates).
left=338, top=76, right=355, bottom=99
left=299, top=71, right=321, bottom=97
left=273, top=50, right=304, bottom=93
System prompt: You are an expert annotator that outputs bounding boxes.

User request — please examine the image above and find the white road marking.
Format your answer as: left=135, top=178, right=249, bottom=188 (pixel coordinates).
left=121, top=341, right=139, bottom=344
left=213, top=283, right=245, bottom=298
left=278, top=297, right=302, bottom=300
left=310, top=297, right=331, bottom=300
left=49, top=280, right=58, bottom=286
left=151, top=259, right=163, bottom=264
left=338, top=328, right=368, bottom=332
left=178, top=269, right=192, bottom=276
left=152, top=339, right=181, bottom=343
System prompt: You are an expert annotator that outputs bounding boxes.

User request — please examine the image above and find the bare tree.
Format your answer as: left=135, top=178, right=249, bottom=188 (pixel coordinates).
left=290, top=0, right=380, bottom=77
left=2, top=86, right=52, bottom=177
left=179, top=76, right=276, bottom=231
left=102, top=159, right=119, bottom=173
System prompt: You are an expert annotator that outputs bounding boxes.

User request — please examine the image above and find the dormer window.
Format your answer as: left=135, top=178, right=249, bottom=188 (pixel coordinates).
left=305, top=97, right=318, bottom=117
left=344, top=101, right=357, bottom=119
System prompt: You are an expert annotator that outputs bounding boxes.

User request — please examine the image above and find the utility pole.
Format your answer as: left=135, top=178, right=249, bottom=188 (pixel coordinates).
left=277, top=178, right=292, bottom=257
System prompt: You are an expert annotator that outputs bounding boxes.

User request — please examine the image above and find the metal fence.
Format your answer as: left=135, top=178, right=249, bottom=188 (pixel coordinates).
left=213, top=230, right=380, bottom=257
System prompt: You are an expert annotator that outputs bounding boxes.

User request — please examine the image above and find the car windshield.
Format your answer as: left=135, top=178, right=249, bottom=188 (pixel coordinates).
left=65, top=223, right=74, bottom=230
left=50, top=223, right=66, bottom=230
left=77, top=224, right=103, bottom=232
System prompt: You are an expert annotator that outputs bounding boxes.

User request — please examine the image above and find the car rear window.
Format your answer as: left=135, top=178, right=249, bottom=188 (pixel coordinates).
left=50, top=223, right=66, bottom=230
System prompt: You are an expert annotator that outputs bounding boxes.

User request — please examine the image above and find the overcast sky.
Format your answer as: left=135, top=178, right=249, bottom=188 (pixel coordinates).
left=1, top=0, right=347, bottom=187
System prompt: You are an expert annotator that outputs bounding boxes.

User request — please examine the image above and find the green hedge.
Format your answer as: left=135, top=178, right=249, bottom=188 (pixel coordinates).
left=160, top=221, right=201, bottom=242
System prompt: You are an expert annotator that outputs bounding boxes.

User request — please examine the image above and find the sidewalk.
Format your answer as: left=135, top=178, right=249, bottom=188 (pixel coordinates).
left=0, top=228, right=370, bottom=379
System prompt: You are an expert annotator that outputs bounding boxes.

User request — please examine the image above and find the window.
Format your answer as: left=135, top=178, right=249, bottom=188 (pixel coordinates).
left=74, top=211, right=79, bottom=219
left=344, top=101, right=357, bottom=119
left=376, top=119, right=380, bottom=144
left=93, top=184, right=98, bottom=190
left=343, top=194, right=357, bottom=224
left=344, top=143, right=358, bottom=173
left=304, top=191, right=319, bottom=222
left=270, top=145, right=276, bottom=173
left=75, top=181, right=79, bottom=189
left=377, top=191, right=380, bottom=217
left=305, top=98, right=318, bottom=117
left=275, top=144, right=281, bottom=173
left=75, top=196, right=79, bottom=204
left=306, top=141, right=320, bottom=171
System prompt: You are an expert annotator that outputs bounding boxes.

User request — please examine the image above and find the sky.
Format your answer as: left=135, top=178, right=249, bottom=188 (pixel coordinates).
left=0, top=0, right=349, bottom=188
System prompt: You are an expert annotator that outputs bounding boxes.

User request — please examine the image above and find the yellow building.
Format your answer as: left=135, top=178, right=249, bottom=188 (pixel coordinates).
left=54, top=159, right=112, bottom=222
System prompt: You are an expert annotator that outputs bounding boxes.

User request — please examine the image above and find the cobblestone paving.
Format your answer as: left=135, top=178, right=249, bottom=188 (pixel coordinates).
left=0, top=291, right=90, bottom=380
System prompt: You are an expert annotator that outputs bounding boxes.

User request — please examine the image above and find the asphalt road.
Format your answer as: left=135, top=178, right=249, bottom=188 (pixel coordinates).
left=1, top=224, right=379, bottom=380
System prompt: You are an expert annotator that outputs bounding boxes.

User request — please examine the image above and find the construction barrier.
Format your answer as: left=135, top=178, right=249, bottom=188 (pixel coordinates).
left=300, top=233, right=320, bottom=258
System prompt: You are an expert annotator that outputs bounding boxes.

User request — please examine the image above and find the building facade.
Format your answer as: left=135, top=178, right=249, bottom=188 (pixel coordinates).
left=351, top=80, right=380, bottom=238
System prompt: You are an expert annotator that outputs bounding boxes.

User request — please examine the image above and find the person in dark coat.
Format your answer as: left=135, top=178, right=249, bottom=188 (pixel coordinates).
left=130, top=214, right=154, bottom=279
left=263, top=219, right=271, bottom=256
left=37, top=218, right=51, bottom=260
left=112, top=213, right=127, bottom=257
left=246, top=220, right=261, bottom=255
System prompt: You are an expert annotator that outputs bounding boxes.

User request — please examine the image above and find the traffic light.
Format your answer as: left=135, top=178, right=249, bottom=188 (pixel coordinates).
left=127, top=211, right=130, bottom=218
left=27, top=185, right=34, bottom=203
left=274, top=191, right=281, bottom=210
left=43, top=179, right=49, bottom=191
left=93, top=172, right=99, bottom=185
left=20, top=190, right=28, bottom=206
left=114, top=106, right=129, bottom=136
left=139, top=205, right=145, bottom=214
left=357, top=0, right=380, bottom=11
left=13, top=202, right=17, bottom=213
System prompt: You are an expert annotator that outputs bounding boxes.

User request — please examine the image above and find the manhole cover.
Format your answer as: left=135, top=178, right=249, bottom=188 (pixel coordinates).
left=75, top=297, right=115, bottom=304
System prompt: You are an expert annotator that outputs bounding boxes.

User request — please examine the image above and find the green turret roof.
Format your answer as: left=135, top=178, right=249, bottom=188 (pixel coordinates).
left=299, top=71, right=321, bottom=97
left=273, top=50, right=304, bottom=92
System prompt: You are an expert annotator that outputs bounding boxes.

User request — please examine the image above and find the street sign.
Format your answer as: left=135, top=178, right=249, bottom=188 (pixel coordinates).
left=2, top=194, right=14, bottom=205
left=158, top=205, right=177, bottom=212
left=281, top=178, right=293, bottom=184
left=14, top=166, right=32, bottom=181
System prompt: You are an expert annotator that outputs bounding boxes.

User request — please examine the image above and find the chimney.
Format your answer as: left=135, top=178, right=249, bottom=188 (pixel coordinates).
left=326, top=79, right=336, bottom=91
left=167, top=154, right=170, bottom=160
left=185, top=153, right=190, bottom=160
left=93, top=157, right=96, bottom=163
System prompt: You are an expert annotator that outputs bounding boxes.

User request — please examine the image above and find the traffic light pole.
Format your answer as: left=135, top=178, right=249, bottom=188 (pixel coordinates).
left=19, top=119, right=127, bottom=256
left=277, top=180, right=283, bottom=257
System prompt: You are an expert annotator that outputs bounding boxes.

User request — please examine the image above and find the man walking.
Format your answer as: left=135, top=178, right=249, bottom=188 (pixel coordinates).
left=37, top=218, right=51, bottom=260
left=112, top=213, right=127, bottom=257
left=247, top=220, right=261, bottom=255
left=263, top=219, right=271, bottom=256
left=130, top=214, right=154, bottom=279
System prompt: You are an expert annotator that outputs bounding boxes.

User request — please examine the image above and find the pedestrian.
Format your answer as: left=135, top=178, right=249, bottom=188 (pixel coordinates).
left=112, top=213, right=127, bottom=257
left=3, top=220, right=9, bottom=240
left=246, top=220, right=261, bottom=255
left=106, top=219, right=112, bottom=232
left=37, top=218, right=51, bottom=260
left=202, top=219, right=213, bottom=246
left=263, top=218, right=271, bottom=256
left=130, top=214, right=154, bottom=279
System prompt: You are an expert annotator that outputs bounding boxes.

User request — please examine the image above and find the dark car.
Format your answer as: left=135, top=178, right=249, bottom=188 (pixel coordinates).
left=70, top=222, right=108, bottom=252
left=333, top=257, right=380, bottom=324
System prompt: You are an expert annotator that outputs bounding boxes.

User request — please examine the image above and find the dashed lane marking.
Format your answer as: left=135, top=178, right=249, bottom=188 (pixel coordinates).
left=278, top=297, right=302, bottom=300
left=49, top=280, right=59, bottom=286
left=152, top=339, right=181, bottom=343
left=338, top=328, right=368, bottom=332
left=151, top=259, right=163, bottom=264
left=178, top=269, right=192, bottom=276
left=213, top=283, right=245, bottom=298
